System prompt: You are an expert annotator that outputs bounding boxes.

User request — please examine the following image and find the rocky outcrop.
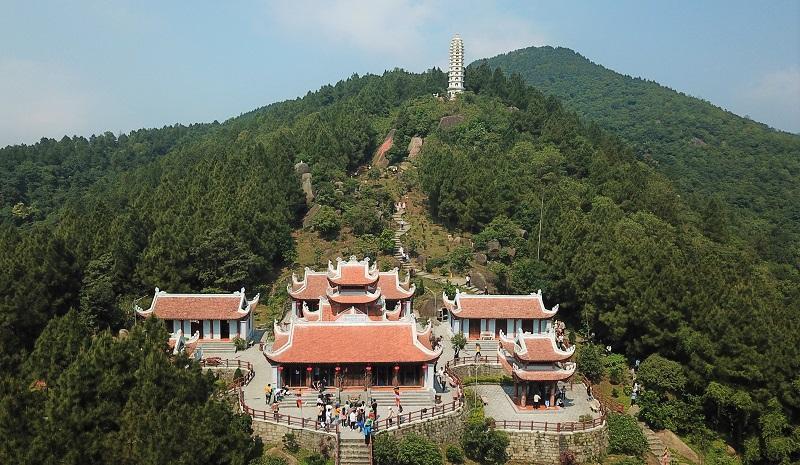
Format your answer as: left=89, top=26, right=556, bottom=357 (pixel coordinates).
left=371, top=129, right=395, bottom=169
left=294, top=160, right=310, bottom=175
left=301, top=172, right=314, bottom=205
left=439, top=115, right=464, bottom=130
left=407, top=136, right=423, bottom=159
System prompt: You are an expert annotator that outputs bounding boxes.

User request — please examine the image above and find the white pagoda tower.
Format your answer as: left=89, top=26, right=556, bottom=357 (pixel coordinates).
left=448, top=34, right=465, bottom=99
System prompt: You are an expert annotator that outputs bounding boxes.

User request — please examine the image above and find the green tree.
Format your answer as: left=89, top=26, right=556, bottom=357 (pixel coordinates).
left=577, top=344, right=605, bottom=383
left=311, top=206, right=341, bottom=239
left=637, top=354, right=686, bottom=394
left=607, top=413, right=648, bottom=456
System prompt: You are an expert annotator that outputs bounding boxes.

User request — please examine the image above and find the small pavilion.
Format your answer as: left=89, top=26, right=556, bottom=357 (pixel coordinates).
left=443, top=291, right=558, bottom=340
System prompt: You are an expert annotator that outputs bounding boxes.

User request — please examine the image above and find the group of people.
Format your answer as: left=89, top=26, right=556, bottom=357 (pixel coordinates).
left=554, top=320, right=569, bottom=350
left=532, top=384, right=567, bottom=409
left=263, top=383, right=289, bottom=405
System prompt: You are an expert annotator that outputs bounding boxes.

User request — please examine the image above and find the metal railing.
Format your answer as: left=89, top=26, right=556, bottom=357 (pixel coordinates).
left=451, top=355, right=501, bottom=366
left=492, top=413, right=606, bottom=432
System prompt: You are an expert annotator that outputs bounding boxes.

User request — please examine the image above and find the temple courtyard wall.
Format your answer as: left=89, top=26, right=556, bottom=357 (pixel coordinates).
left=504, top=426, right=608, bottom=465
left=251, top=420, right=337, bottom=453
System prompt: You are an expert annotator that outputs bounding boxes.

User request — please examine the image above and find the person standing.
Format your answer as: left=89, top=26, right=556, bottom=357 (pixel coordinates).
left=264, top=383, right=273, bottom=405
left=475, top=343, right=481, bottom=362
left=371, top=398, right=378, bottom=418
left=272, top=400, right=280, bottom=421
left=533, top=392, right=541, bottom=409
left=295, top=389, right=303, bottom=409
left=394, top=387, right=401, bottom=409
left=387, top=406, right=396, bottom=427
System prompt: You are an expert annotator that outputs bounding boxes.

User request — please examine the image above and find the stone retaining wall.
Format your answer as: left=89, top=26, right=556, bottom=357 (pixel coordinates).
left=504, top=424, right=608, bottom=465
left=378, top=404, right=469, bottom=444
left=251, top=420, right=337, bottom=453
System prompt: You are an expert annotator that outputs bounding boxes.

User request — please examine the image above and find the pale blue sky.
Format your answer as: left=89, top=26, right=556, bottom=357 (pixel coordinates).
left=1, top=0, right=798, bottom=146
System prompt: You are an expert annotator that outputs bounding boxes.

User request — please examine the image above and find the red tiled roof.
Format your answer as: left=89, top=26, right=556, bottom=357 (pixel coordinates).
left=153, top=295, right=248, bottom=320
left=451, top=294, right=554, bottom=319
left=266, top=323, right=439, bottom=364
left=515, top=337, right=573, bottom=363
left=499, top=354, right=575, bottom=382
left=329, top=264, right=379, bottom=285
left=326, top=290, right=381, bottom=305
left=289, top=273, right=329, bottom=300
left=378, top=273, right=413, bottom=300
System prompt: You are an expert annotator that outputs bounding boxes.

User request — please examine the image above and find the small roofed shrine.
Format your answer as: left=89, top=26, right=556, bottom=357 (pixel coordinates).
left=496, top=294, right=575, bottom=409
left=136, top=287, right=259, bottom=342
left=443, top=290, right=558, bottom=340
left=267, top=256, right=440, bottom=390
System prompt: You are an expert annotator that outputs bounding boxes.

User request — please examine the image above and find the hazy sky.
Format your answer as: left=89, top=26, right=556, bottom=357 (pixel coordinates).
left=1, top=0, right=799, bottom=147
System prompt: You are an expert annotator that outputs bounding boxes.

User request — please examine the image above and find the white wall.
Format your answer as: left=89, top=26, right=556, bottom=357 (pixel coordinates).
left=229, top=319, right=239, bottom=338
left=424, top=362, right=435, bottom=389
left=183, top=320, right=191, bottom=336
left=202, top=320, right=211, bottom=339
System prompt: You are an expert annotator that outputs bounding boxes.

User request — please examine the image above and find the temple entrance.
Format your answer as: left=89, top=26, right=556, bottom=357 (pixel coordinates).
left=220, top=320, right=230, bottom=339
left=522, top=319, right=534, bottom=334
left=495, top=319, right=506, bottom=338
left=372, top=366, right=392, bottom=386
left=190, top=320, right=202, bottom=338
left=469, top=319, right=480, bottom=339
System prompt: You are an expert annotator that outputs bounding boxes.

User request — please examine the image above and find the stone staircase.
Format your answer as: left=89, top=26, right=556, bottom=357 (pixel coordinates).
left=392, top=208, right=480, bottom=293
left=464, top=340, right=499, bottom=356
left=339, top=437, right=371, bottom=465
left=640, top=421, right=667, bottom=458
left=197, top=340, right=237, bottom=353
left=367, top=389, right=434, bottom=409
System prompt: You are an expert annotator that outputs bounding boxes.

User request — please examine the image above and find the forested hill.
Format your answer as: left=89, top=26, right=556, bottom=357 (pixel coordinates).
left=474, top=46, right=800, bottom=266
left=0, top=63, right=798, bottom=463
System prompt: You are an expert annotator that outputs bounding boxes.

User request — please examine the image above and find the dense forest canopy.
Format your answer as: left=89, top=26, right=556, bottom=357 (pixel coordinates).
left=476, top=46, right=800, bottom=267
left=0, top=56, right=798, bottom=463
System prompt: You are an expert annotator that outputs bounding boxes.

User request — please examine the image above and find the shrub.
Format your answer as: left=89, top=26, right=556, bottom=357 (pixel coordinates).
left=446, top=445, right=465, bottom=464
left=373, top=434, right=399, bottom=465
left=577, top=344, right=604, bottom=383
left=377, top=229, right=396, bottom=254
left=607, top=413, right=648, bottom=456
left=637, top=354, right=686, bottom=394
left=396, top=434, right=443, bottom=465
left=233, top=337, right=248, bottom=352
left=254, top=456, right=289, bottom=465
left=311, top=205, right=341, bottom=238
left=282, top=432, right=300, bottom=453
left=233, top=367, right=244, bottom=384
left=462, top=416, right=509, bottom=465
left=604, top=353, right=628, bottom=385
left=303, top=452, right=327, bottom=465
left=448, top=246, right=472, bottom=273
left=559, top=450, right=577, bottom=465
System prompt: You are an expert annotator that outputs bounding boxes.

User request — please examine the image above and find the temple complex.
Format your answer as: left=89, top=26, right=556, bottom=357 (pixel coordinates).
left=136, top=287, right=259, bottom=342
left=265, top=256, right=441, bottom=390
left=448, top=34, right=465, bottom=99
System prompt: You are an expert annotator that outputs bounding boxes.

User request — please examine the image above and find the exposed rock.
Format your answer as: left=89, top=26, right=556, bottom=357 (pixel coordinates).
left=407, top=136, right=424, bottom=159
left=655, top=430, right=701, bottom=464
left=301, top=173, right=314, bottom=204
left=334, top=181, right=344, bottom=189
left=470, top=272, right=487, bottom=290
left=690, top=136, right=707, bottom=147
left=371, top=129, right=395, bottom=169
left=416, top=298, right=439, bottom=319
left=302, top=204, right=321, bottom=228
left=503, top=247, right=517, bottom=259
left=486, top=239, right=501, bottom=257
left=474, top=252, right=488, bottom=265
left=438, top=115, right=464, bottom=130
left=294, top=160, right=310, bottom=175
left=517, top=228, right=528, bottom=238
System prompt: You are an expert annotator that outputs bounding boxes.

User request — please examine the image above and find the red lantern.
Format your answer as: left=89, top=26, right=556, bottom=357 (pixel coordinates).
left=394, top=365, right=400, bottom=371
left=306, top=366, right=313, bottom=372
left=277, top=365, right=284, bottom=372
left=365, top=365, right=372, bottom=372
left=335, top=366, right=341, bottom=372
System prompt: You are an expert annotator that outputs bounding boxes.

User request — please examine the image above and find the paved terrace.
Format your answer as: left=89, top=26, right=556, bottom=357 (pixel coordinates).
left=201, top=316, right=601, bottom=436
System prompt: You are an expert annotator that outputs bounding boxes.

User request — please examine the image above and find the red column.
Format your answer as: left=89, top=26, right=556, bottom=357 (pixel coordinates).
left=520, top=382, right=527, bottom=407
left=549, top=382, right=556, bottom=408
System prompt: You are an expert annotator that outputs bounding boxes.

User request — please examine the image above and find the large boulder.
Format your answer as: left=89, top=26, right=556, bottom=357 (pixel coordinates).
left=438, top=115, right=464, bottom=130
left=302, top=204, right=322, bottom=228
left=474, top=253, right=488, bottom=265
left=407, top=136, right=424, bottom=159
left=486, top=239, right=501, bottom=258
left=294, top=160, right=310, bottom=175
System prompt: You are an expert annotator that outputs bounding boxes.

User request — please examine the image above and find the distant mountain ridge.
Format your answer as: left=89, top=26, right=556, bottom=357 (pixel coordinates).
left=475, top=46, right=800, bottom=265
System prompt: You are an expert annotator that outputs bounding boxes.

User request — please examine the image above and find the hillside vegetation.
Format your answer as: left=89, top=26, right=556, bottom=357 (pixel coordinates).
left=0, top=61, right=797, bottom=463
left=476, top=46, right=800, bottom=267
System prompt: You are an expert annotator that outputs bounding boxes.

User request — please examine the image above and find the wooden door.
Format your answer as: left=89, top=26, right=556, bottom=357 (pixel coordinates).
left=190, top=320, right=201, bottom=338
left=468, top=319, right=480, bottom=339
left=221, top=320, right=230, bottom=339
